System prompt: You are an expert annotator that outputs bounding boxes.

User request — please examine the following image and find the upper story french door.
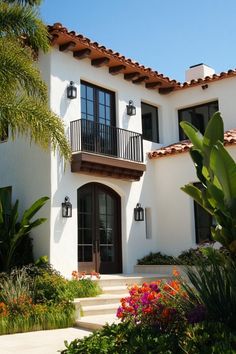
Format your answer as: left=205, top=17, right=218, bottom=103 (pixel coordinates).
left=80, top=81, right=116, bottom=155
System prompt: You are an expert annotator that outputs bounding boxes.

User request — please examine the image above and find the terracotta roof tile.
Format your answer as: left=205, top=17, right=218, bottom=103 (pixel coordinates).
left=48, top=23, right=236, bottom=91
left=148, top=129, right=236, bottom=159
left=47, top=23, right=178, bottom=91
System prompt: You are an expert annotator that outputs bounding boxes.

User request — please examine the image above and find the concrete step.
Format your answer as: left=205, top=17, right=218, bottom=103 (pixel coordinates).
left=95, top=274, right=171, bottom=288
left=75, top=314, right=120, bottom=331
left=82, top=303, right=120, bottom=316
left=102, top=285, right=129, bottom=295
left=74, top=293, right=128, bottom=307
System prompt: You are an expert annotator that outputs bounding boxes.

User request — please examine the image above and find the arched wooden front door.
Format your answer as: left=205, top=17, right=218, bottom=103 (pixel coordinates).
left=77, top=183, right=122, bottom=274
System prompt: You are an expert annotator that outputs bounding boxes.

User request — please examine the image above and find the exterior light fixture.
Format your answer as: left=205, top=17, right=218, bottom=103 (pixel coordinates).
left=67, top=81, right=77, bottom=99
left=134, top=203, right=144, bottom=221
left=126, top=100, right=136, bottom=116
left=62, top=196, right=72, bottom=218
left=201, top=84, right=208, bottom=90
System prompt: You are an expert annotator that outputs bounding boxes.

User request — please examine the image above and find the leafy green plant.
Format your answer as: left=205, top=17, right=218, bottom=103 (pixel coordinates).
left=34, top=268, right=68, bottom=304
left=137, top=252, right=177, bottom=265
left=0, top=187, right=49, bottom=272
left=180, top=322, right=236, bottom=354
left=181, top=249, right=236, bottom=330
left=137, top=247, right=219, bottom=265
left=61, top=322, right=181, bottom=354
left=0, top=0, right=71, bottom=159
left=180, top=112, right=236, bottom=254
left=177, top=247, right=210, bottom=265
left=0, top=268, right=32, bottom=304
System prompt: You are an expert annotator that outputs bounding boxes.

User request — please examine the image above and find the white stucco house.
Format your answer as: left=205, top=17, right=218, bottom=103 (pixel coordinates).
left=1, top=23, right=236, bottom=277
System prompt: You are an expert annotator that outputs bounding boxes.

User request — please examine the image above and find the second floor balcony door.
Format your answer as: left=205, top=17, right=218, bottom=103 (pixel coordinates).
left=80, top=81, right=117, bottom=156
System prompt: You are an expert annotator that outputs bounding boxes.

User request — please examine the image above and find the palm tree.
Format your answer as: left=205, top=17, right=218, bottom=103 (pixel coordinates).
left=0, top=0, right=71, bottom=159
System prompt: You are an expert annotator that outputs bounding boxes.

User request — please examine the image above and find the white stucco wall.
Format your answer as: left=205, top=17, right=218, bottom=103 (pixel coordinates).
left=44, top=48, right=170, bottom=276
left=150, top=145, right=236, bottom=256
left=160, top=77, right=236, bottom=145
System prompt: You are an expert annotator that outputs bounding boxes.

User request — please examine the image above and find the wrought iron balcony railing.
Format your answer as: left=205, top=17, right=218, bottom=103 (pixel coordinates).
left=70, top=119, right=143, bottom=163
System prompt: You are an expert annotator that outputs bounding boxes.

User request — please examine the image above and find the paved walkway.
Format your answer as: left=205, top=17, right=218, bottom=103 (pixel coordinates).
left=0, top=327, right=92, bottom=354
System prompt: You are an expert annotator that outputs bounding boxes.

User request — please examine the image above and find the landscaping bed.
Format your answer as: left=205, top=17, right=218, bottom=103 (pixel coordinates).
left=61, top=249, right=236, bottom=353
left=0, top=264, right=101, bottom=335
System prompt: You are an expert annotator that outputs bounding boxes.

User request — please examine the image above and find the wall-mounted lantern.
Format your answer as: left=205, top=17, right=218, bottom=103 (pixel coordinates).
left=134, top=203, right=144, bottom=221
left=62, top=196, right=72, bottom=218
left=126, top=100, right=136, bottom=116
left=67, top=81, right=77, bottom=99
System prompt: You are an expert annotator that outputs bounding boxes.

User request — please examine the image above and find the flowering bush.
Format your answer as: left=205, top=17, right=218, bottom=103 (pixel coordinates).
left=116, top=270, right=204, bottom=333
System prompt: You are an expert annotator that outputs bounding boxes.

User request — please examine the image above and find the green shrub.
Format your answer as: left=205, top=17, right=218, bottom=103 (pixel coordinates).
left=137, top=246, right=226, bottom=266
left=137, top=252, right=177, bottom=265
left=66, top=279, right=101, bottom=299
left=34, top=268, right=68, bottom=304
left=180, top=322, right=236, bottom=354
left=177, top=247, right=210, bottom=265
left=61, top=322, right=181, bottom=354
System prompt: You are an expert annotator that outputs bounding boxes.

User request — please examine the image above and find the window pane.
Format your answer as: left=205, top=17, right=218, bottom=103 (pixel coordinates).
left=178, top=101, right=218, bottom=140
left=80, top=82, right=115, bottom=127
left=87, top=101, right=94, bottom=115
left=99, top=91, right=105, bottom=104
left=106, top=107, right=111, bottom=120
left=81, top=98, right=86, bottom=114
left=81, top=84, right=86, bottom=98
left=105, top=93, right=111, bottom=106
left=87, top=86, right=94, bottom=100
left=141, top=103, right=159, bottom=143
left=99, top=105, right=105, bottom=119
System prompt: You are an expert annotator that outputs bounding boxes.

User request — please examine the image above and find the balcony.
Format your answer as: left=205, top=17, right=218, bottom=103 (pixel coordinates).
left=70, top=119, right=146, bottom=181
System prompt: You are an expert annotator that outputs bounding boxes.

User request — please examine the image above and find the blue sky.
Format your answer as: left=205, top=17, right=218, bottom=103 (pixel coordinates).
left=40, top=0, right=236, bottom=82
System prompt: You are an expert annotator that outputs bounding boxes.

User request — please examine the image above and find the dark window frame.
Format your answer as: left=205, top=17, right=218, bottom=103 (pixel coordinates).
left=193, top=182, right=212, bottom=244
left=178, top=101, right=219, bottom=140
left=81, top=81, right=116, bottom=127
left=141, top=102, right=159, bottom=143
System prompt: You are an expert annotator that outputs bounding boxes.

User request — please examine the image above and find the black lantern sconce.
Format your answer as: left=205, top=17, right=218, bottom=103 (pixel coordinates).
left=126, top=100, right=136, bottom=116
left=62, top=196, right=72, bottom=218
left=134, top=203, right=144, bottom=221
left=67, top=81, right=77, bottom=99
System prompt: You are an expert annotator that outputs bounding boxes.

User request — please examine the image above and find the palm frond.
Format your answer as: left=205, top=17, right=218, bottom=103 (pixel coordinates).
left=2, top=0, right=42, bottom=5
left=0, top=3, right=49, bottom=52
left=0, top=93, right=71, bottom=160
left=0, top=37, right=47, bottom=100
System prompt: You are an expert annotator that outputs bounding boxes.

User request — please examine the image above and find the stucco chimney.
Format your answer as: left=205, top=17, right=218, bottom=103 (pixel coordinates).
left=185, top=63, right=215, bottom=82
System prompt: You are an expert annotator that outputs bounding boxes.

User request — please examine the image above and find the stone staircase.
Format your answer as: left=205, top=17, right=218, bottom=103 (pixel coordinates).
left=74, top=273, right=171, bottom=331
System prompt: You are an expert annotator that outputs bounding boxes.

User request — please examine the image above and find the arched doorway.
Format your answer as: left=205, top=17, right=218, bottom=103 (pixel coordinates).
left=77, top=183, right=122, bottom=274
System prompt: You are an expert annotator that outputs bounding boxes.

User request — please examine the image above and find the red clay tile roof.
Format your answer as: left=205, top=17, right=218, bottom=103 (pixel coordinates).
left=47, top=23, right=179, bottom=93
left=176, top=70, right=236, bottom=91
left=47, top=23, right=236, bottom=92
left=148, top=129, right=236, bottom=159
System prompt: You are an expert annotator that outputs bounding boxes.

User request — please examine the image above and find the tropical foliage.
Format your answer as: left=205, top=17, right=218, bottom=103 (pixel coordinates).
left=62, top=268, right=236, bottom=353
left=182, top=248, right=236, bottom=330
left=0, top=187, right=48, bottom=272
left=0, top=0, right=71, bottom=159
left=180, top=112, right=236, bottom=254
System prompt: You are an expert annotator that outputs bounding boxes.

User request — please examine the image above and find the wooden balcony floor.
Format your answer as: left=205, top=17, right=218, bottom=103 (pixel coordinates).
left=71, top=152, right=146, bottom=181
